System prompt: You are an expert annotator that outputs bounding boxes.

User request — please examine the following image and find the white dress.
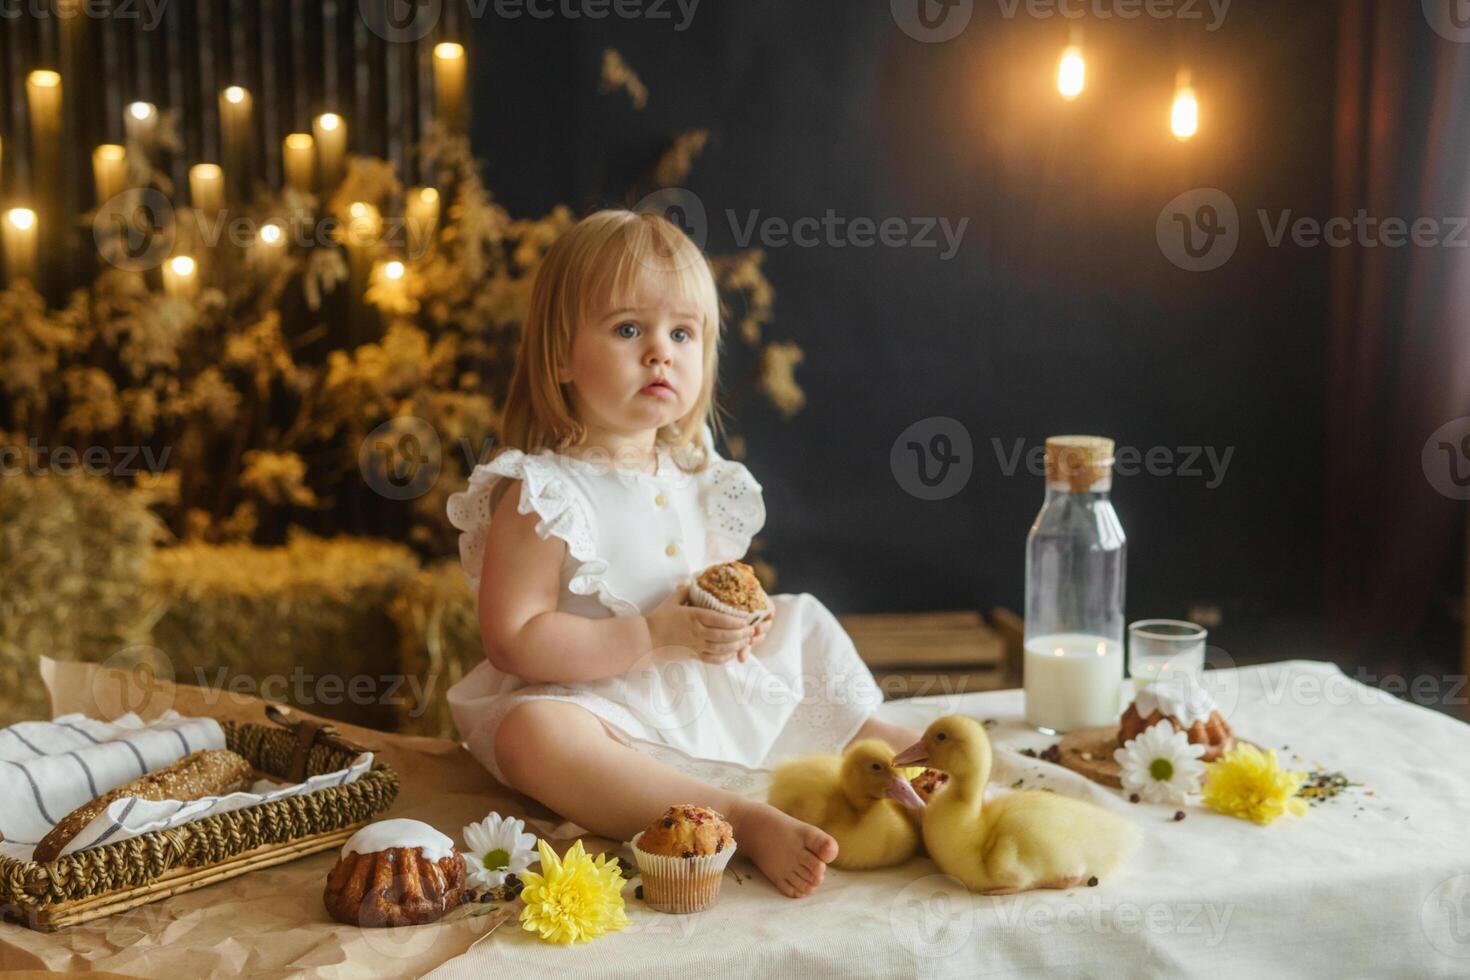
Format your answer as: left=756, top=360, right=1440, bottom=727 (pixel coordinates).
left=444, top=426, right=882, bottom=798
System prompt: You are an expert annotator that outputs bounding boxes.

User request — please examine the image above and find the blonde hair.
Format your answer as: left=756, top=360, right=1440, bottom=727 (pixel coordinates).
left=493, top=210, right=723, bottom=504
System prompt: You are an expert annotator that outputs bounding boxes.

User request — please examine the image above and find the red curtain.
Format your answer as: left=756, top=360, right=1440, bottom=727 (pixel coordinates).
left=1326, top=2, right=1470, bottom=645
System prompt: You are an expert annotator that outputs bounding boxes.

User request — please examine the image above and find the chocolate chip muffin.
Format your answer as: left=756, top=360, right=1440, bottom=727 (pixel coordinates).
left=630, top=805, right=739, bottom=913
left=635, top=804, right=733, bottom=858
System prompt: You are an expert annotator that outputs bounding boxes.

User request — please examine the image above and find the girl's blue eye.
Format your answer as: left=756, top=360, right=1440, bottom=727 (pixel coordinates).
left=672, top=327, right=692, bottom=343
left=616, top=322, right=638, bottom=338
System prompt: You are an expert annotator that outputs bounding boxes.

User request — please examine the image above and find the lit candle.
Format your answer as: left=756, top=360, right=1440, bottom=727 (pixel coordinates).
left=189, top=163, right=227, bottom=269
left=189, top=163, right=225, bottom=215
left=162, top=254, right=198, bottom=298
left=3, top=207, right=38, bottom=285
left=252, top=219, right=289, bottom=270
left=404, top=185, right=439, bottom=259
left=27, top=71, right=62, bottom=146
left=282, top=133, right=315, bottom=193
left=1171, top=69, right=1199, bottom=141
left=313, top=112, right=347, bottom=191
left=343, top=200, right=382, bottom=294
left=1057, top=45, right=1085, bottom=100
left=1057, top=24, right=1085, bottom=101
left=219, top=86, right=253, bottom=202
left=124, top=100, right=157, bottom=144
left=92, top=144, right=128, bottom=205
left=433, top=42, right=467, bottom=134
left=368, top=257, right=415, bottom=314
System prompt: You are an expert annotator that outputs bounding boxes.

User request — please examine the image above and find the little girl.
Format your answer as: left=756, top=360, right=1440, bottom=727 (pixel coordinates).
left=445, top=210, right=920, bottom=898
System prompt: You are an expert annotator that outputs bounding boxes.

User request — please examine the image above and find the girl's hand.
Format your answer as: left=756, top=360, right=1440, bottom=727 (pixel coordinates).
left=646, top=584, right=754, bottom=665
left=742, top=607, right=774, bottom=662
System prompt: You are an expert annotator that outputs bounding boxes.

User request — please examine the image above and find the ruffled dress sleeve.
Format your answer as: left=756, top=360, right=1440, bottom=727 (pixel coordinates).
left=699, top=425, right=767, bottom=566
left=445, top=449, right=639, bottom=616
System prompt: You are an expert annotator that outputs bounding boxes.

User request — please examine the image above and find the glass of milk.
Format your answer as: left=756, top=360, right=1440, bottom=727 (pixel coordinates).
left=1023, top=436, right=1127, bottom=734
left=1127, top=619, right=1207, bottom=691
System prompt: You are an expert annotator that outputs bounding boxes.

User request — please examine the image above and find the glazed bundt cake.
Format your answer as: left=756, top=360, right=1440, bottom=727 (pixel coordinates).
left=323, top=819, right=468, bottom=927
left=1119, top=675, right=1235, bottom=762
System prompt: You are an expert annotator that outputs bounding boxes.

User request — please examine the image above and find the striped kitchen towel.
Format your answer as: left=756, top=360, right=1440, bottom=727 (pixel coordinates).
left=0, top=710, right=372, bottom=863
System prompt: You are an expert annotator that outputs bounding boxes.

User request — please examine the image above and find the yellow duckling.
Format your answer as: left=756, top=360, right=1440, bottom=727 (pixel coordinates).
left=768, top=739, right=927, bottom=870
left=892, top=715, right=1138, bottom=894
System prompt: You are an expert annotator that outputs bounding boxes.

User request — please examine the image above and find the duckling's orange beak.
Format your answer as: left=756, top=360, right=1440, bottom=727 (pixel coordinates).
left=885, top=773, right=926, bottom=809
left=891, top=740, right=927, bottom=767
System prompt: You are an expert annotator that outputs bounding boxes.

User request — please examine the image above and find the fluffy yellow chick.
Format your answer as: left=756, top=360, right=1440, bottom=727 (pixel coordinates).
left=768, top=739, right=926, bottom=870
left=892, top=715, right=1138, bottom=894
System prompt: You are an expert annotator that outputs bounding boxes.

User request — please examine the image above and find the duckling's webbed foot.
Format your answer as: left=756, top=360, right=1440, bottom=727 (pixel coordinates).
left=1036, top=874, right=1086, bottom=890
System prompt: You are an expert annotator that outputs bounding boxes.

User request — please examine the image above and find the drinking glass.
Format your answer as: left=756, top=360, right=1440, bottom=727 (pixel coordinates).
left=1127, top=619, right=1206, bottom=692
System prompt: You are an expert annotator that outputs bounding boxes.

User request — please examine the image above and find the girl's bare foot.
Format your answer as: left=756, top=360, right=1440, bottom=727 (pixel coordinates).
left=729, top=800, right=837, bottom=898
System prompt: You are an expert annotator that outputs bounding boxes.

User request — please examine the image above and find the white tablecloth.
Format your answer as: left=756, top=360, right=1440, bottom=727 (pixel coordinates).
left=425, top=660, right=1470, bottom=979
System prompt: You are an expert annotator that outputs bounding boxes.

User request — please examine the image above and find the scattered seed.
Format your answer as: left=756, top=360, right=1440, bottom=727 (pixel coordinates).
left=1087, top=876, right=1099, bottom=887
left=1173, top=810, right=1186, bottom=822
left=1129, top=793, right=1140, bottom=804
left=635, top=885, right=644, bottom=900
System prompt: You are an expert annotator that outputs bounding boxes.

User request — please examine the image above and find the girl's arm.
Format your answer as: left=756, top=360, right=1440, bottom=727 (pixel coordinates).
left=477, top=483, right=650, bottom=684
left=477, top=481, right=751, bottom=684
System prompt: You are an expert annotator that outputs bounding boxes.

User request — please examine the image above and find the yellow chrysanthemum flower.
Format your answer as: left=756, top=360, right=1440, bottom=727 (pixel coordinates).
left=518, top=838, right=629, bottom=945
left=1202, top=743, right=1308, bottom=825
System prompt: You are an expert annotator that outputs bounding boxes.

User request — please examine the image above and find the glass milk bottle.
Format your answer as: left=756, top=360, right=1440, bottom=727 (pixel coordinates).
left=1023, top=435, right=1127, bottom=733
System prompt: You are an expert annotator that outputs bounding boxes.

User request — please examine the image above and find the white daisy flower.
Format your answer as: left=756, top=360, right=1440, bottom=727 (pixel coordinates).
left=1113, top=721, right=1205, bottom=804
left=461, top=811, right=539, bottom=890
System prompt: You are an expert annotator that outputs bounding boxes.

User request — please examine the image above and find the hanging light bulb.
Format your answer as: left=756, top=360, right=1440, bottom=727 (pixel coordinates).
left=1171, top=69, right=1199, bottom=140
left=1057, top=27, right=1085, bottom=100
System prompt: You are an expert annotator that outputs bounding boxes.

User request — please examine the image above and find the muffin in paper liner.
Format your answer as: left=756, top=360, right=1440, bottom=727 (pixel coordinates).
left=687, top=577, right=772, bottom=626
left=630, top=830, right=737, bottom=913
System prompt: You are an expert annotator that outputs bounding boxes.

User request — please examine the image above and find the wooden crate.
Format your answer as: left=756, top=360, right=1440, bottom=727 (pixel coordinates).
left=838, top=610, right=1019, bottom=700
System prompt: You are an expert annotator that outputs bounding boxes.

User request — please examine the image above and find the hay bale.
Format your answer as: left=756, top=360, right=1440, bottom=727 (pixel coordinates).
left=388, top=559, right=483, bottom=739
left=146, top=532, right=421, bottom=731
left=0, top=473, right=166, bottom=728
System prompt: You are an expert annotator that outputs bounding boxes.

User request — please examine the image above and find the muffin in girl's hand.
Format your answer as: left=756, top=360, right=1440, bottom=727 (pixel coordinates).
left=630, top=805, right=738, bottom=913
left=688, top=561, right=771, bottom=624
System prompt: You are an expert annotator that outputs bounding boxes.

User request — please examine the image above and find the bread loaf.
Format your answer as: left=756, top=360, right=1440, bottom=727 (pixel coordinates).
left=33, top=748, right=254, bottom=862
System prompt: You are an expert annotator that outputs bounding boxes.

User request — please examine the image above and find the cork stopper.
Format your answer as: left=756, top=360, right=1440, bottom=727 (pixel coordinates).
left=1045, top=435, right=1115, bottom=492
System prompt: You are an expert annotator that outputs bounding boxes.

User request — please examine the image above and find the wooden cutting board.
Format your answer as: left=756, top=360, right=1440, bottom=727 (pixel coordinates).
left=1056, top=726, right=1128, bottom=788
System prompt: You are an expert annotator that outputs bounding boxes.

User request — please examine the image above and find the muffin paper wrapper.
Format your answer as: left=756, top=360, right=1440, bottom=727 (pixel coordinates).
left=630, top=831, right=737, bottom=913
left=687, top=580, right=772, bottom=626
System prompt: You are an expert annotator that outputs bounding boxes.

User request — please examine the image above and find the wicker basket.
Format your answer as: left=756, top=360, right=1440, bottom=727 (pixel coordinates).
left=0, top=719, right=399, bottom=930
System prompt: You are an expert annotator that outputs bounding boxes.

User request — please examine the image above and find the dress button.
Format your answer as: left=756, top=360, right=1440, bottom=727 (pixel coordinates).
left=665, top=543, right=679, bottom=557
left=654, top=493, right=667, bottom=507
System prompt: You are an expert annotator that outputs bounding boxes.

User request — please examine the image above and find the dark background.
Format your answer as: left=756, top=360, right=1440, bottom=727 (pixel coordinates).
left=469, top=2, right=1453, bottom=669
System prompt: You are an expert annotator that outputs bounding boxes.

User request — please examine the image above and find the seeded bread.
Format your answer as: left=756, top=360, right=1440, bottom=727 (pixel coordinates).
left=33, top=748, right=254, bottom=862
